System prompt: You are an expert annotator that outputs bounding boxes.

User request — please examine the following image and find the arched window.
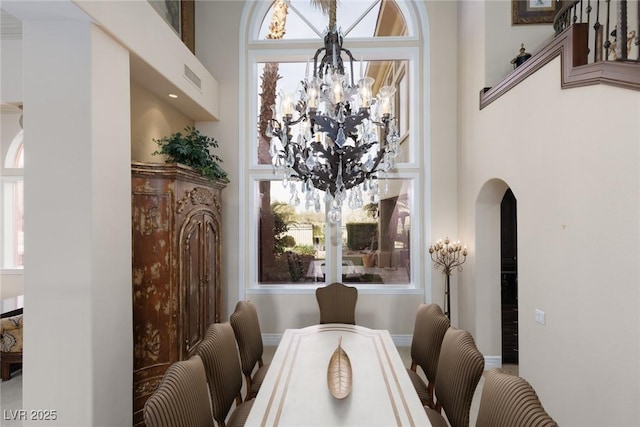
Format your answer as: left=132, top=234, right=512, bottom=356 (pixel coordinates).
left=240, top=0, right=427, bottom=289
left=2, top=129, right=24, bottom=269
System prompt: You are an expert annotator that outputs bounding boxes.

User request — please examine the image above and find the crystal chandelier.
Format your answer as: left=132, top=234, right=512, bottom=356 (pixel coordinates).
left=266, top=2, right=400, bottom=223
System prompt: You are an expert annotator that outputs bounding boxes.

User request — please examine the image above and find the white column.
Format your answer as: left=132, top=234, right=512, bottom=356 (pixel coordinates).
left=22, top=18, right=131, bottom=426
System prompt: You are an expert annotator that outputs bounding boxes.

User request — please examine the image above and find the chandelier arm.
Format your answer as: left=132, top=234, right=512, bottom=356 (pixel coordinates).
left=341, top=46, right=357, bottom=87
left=312, top=48, right=324, bottom=78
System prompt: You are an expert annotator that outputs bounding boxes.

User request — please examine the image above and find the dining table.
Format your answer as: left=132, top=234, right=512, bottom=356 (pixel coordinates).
left=244, top=323, right=431, bottom=426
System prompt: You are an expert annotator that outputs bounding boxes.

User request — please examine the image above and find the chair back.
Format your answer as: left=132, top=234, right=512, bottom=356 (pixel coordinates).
left=143, top=355, right=214, bottom=427
left=434, top=328, right=485, bottom=427
left=410, top=303, right=450, bottom=384
left=197, top=322, right=244, bottom=425
left=230, top=300, right=264, bottom=378
left=476, top=368, right=558, bottom=427
left=315, top=282, right=358, bottom=324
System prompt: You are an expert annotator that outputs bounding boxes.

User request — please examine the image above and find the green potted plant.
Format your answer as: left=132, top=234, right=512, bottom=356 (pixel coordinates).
left=153, top=126, right=229, bottom=183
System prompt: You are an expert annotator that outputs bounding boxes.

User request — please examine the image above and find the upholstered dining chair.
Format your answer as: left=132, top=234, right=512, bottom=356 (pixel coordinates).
left=425, top=328, right=485, bottom=427
left=197, top=322, right=254, bottom=427
left=143, top=355, right=214, bottom=427
left=315, top=282, right=358, bottom=324
left=476, top=368, right=558, bottom=427
left=407, top=303, right=450, bottom=408
left=230, top=300, right=270, bottom=400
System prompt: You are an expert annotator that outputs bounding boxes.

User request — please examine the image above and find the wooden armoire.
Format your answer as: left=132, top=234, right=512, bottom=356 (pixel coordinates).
left=131, top=162, right=225, bottom=425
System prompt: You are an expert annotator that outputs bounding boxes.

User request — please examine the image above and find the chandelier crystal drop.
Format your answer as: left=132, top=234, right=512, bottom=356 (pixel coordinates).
left=266, top=3, right=400, bottom=223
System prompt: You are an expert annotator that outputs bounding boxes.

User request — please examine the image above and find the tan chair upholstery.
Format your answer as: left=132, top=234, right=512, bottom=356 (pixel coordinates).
left=407, top=303, right=450, bottom=407
left=425, top=328, right=485, bottom=427
left=315, top=282, right=358, bottom=324
left=143, top=355, right=214, bottom=427
left=476, top=368, right=558, bottom=427
left=197, top=322, right=254, bottom=427
left=230, top=300, right=270, bottom=400
left=0, top=314, right=23, bottom=381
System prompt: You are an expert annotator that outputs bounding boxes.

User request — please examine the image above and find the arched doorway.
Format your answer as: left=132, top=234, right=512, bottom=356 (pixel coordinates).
left=475, top=179, right=519, bottom=369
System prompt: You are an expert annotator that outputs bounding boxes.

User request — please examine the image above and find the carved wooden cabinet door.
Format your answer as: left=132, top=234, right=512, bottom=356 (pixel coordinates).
left=131, top=162, right=224, bottom=426
left=179, top=210, right=221, bottom=359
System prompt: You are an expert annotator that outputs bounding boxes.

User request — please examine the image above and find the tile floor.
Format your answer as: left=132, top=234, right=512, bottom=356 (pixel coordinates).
left=0, top=369, right=23, bottom=427
left=0, top=350, right=519, bottom=426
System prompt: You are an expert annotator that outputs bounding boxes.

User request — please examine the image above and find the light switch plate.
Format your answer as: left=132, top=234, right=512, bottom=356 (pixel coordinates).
left=535, top=308, right=545, bottom=325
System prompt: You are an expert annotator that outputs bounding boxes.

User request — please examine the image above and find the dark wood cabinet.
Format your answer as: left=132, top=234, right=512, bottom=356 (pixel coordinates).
left=131, top=162, right=225, bottom=425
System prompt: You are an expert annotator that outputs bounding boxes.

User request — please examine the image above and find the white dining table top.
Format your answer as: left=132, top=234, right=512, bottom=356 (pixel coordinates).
left=244, top=324, right=431, bottom=427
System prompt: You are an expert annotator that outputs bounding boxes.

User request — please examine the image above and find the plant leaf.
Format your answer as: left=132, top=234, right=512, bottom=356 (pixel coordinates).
left=327, top=337, right=352, bottom=399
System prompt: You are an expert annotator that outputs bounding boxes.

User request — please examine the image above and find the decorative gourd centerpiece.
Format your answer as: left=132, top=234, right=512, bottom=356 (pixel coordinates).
left=327, top=337, right=352, bottom=399
left=153, top=126, right=229, bottom=183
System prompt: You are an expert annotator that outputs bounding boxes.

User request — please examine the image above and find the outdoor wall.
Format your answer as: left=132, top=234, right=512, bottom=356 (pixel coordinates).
left=459, top=2, right=640, bottom=425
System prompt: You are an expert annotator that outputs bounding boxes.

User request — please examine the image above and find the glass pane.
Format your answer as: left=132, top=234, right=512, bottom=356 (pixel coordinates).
left=257, top=59, right=411, bottom=164
left=258, top=0, right=408, bottom=40
left=3, top=179, right=24, bottom=269
left=341, top=178, right=411, bottom=284
left=258, top=179, right=327, bottom=284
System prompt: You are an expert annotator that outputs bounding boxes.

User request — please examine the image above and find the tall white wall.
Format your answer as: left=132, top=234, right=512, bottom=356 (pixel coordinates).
left=484, top=0, right=554, bottom=86
left=195, top=1, right=460, bottom=335
left=194, top=0, right=244, bottom=322
left=130, top=83, right=193, bottom=163
left=22, top=17, right=131, bottom=426
left=459, top=2, right=640, bottom=425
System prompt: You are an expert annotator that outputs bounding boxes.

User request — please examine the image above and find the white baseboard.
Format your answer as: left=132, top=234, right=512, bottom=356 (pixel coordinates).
left=484, top=355, right=502, bottom=370
left=262, top=333, right=282, bottom=347
left=391, top=334, right=413, bottom=347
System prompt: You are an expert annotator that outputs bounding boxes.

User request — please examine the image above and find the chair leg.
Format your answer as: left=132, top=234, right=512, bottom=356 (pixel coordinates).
left=0, top=351, right=23, bottom=381
left=245, top=375, right=253, bottom=400
left=1, top=359, right=10, bottom=381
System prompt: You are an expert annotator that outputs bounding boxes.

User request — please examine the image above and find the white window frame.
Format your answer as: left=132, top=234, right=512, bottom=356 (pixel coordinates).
left=239, top=0, right=429, bottom=296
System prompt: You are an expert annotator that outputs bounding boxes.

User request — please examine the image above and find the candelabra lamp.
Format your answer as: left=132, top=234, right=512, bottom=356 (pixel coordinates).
left=428, top=238, right=467, bottom=319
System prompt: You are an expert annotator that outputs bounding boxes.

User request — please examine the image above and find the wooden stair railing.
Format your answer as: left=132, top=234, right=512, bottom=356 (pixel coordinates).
left=480, top=0, right=639, bottom=110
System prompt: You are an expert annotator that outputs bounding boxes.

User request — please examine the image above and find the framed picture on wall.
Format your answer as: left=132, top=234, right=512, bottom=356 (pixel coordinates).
left=512, top=0, right=559, bottom=25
